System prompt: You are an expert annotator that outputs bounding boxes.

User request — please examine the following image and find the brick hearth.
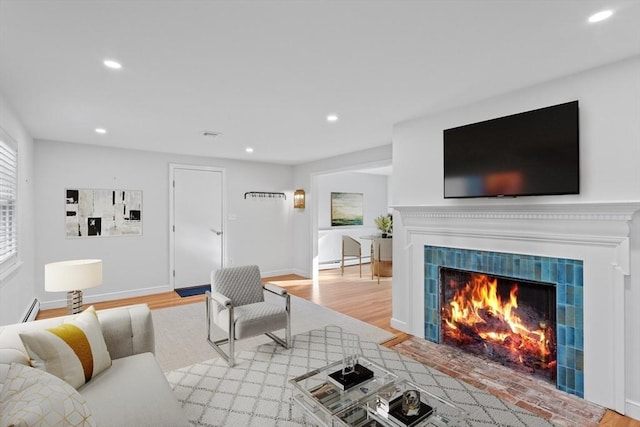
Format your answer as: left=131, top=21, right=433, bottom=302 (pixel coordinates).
left=392, top=336, right=605, bottom=427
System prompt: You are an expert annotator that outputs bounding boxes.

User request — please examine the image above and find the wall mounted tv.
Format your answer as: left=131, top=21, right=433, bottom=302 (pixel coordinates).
left=443, top=100, right=579, bottom=198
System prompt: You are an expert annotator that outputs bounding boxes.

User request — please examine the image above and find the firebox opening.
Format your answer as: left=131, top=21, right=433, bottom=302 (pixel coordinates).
left=439, top=267, right=557, bottom=384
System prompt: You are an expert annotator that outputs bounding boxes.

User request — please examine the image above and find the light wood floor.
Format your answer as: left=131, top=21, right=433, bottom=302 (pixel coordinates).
left=266, top=265, right=411, bottom=347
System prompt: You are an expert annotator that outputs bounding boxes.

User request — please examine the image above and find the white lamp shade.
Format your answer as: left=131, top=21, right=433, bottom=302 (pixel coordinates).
left=45, top=259, right=103, bottom=292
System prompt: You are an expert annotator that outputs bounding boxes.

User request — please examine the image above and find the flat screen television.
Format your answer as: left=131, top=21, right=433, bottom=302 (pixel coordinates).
left=443, top=100, right=579, bottom=198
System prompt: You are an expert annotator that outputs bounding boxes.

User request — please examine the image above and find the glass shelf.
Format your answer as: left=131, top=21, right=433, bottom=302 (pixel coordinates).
left=291, top=358, right=467, bottom=427
left=289, top=357, right=398, bottom=426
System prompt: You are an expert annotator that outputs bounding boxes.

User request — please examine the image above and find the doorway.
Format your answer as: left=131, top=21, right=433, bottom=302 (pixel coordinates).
left=170, top=164, right=225, bottom=289
left=312, top=163, right=392, bottom=277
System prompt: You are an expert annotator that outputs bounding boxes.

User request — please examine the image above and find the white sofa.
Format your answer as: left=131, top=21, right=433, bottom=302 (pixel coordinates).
left=0, top=304, right=189, bottom=427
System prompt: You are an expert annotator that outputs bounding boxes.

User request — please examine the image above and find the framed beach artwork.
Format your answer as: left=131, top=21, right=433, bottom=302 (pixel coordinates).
left=65, top=189, right=142, bottom=238
left=331, top=192, right=363, bottom=226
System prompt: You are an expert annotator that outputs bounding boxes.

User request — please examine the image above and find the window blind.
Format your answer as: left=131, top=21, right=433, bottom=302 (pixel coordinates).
left=0, top=137, right=17, bottom=267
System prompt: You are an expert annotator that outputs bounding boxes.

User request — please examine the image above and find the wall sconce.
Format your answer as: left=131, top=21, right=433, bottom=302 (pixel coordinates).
left=293, top=189, right=306, bottom=209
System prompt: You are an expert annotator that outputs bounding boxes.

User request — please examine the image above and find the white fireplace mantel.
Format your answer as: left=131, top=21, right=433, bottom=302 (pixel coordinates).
left=391, top=201, right=640, bottom=413
left=394, top=201, right=640, bottom=273
left=394, top=201, right=640, bottom=219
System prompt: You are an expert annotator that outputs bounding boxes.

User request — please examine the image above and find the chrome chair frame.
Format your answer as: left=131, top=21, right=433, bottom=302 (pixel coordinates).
left=205, top=284, right=290, bottom=367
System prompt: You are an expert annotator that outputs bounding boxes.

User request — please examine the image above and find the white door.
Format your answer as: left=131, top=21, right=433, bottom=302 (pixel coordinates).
left=171, top=166, right=223, bottom=289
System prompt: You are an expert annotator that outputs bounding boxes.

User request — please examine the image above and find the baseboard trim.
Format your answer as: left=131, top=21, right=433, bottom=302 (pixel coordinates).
left=261, top=268, right=297, bottom=278
left=288, top=268, right=309, bottom=278
left=626, top=398, right=640, bottom=421
left=39, top=285, right=173, bottom=310
left=391, top=317, right=409, bottom=333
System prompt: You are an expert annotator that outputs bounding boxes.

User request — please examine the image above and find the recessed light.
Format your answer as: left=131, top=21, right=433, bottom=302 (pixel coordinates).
left=245, top=147, right=254, bottom=153
left=588, top=10, right=613, bottom=23
left=95, top=128, right=107, bottom=134
left=326, top=114, right=339, bottom=123
left=103, top=59, right=122, bottom=69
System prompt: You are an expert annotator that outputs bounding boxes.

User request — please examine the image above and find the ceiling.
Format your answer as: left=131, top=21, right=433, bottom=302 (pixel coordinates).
left=1, top=1, right=639, bottom=166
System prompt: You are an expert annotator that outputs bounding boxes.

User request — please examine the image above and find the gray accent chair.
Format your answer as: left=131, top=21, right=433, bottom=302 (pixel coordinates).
left=341, top=235, right=362, bottom=277
left=205, top=265, right=291, bottom=366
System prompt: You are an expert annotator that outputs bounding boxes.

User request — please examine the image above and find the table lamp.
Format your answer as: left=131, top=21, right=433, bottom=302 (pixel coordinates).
left=45, top=259, right=103, bottom=314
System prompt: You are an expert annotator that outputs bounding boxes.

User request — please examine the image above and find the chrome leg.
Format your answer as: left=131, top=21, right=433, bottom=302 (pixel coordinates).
left=285, top=293, right=291, bottom=348
left=205, top=291, right=235, bottom=366
left=228, top=306, right=235, bottom=367
left=205, top=291, right=211, bottom=342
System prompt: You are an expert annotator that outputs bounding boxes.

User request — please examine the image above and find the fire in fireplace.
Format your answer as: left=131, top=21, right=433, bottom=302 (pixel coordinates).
left=439, top=267, right=557, bottom=383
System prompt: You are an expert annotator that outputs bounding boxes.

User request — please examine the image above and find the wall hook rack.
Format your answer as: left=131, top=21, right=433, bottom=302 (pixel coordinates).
left=244, top=191, right=286, bottom=200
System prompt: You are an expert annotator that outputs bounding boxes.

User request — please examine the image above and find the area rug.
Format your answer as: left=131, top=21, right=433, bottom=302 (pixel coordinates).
left=152, top=295, right=396, bottom=371
left=166, top=328, right=557, bottom=427
left=175, top=285, right=211, bottom=298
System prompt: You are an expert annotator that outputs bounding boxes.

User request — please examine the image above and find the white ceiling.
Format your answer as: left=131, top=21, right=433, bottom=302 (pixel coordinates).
left=1, top=0, right=639, bottom=166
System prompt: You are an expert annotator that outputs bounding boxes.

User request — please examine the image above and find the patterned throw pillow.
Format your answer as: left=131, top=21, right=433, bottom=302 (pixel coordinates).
left=18, top=306, right=111, bottom=389
left=0, top=348, right=30, bottom=388
left=0, top=362, right=96, bottom=427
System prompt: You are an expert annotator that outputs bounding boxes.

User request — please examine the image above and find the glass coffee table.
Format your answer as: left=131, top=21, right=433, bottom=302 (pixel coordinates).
left=290, top=357, right=466, bottom=426
left=290, top=357, right=398, bottom=426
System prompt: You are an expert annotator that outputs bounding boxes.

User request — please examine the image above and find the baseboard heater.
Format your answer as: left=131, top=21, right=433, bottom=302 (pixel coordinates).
left=21, top=298, right=40, bottom=323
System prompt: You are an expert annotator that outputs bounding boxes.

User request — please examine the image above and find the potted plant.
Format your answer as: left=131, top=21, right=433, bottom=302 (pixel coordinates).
left=374, top=214, right=393, bottom=238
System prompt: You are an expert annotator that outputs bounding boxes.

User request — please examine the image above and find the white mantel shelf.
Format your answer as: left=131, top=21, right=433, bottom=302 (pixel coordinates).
left=393, top=201, right=640, bottom=257
left=392, top=201, right=640, bottom=221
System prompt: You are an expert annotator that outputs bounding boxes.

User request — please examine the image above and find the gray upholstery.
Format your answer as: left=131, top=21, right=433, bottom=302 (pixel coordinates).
left=0, top=304, right=154, bottom=363
left=79, top=352, right=189, bottom=427
left=206, top=265, right=290, bottom=366
left=0, top=304, right=188, bottom=426
left=97, top=304, right=155, bottom=359
left=211, top=264, right=265, bottom=308
left=216, top=301, right=287, bottom=339
left=341, top=235, right=362, bottom=277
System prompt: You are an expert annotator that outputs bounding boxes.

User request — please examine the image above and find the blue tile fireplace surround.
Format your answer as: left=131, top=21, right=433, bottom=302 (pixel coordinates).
left=424, top=245, right=584, bottom=398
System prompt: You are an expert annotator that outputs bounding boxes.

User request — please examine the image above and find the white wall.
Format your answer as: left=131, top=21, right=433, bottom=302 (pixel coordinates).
left=391, top=56, right=640, bottom=416
left=0, top=94, right=36, bottom=325
left=34, top=140, right=294, bottom=308
left=292, top=145, right=392, bottom=278
left=317, top=172, right=389, bottom=266
left=393, top=56, right=640, bottom=206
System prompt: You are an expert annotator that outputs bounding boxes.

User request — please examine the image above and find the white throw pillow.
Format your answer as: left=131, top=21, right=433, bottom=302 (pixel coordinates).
left=19, top=306, right=111, bottom=389
left=0, top=348, right=29, bottom=387
left=0, top=362, right=96, bottom=427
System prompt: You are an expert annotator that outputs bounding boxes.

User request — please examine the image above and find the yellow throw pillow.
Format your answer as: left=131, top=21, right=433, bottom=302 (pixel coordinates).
left=19, top=306, right=111, bottom=389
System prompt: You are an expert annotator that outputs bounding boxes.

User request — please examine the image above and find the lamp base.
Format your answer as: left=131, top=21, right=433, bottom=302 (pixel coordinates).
left=67, top=290, right=83, bottom=314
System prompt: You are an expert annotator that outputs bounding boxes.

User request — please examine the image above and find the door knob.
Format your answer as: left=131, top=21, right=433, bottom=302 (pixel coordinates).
left=210, top=228, right=223, bottom=236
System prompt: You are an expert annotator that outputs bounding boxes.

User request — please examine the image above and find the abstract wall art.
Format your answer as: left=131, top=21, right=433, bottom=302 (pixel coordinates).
left=330, top=192, right=363, bottom=226
left=65, top=189, right=142, bottom=238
